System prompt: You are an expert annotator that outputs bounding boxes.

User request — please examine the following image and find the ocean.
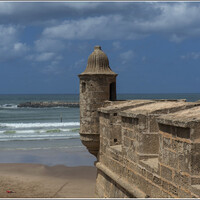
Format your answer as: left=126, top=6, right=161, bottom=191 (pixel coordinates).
left=0, top=93, right=200, bottom=166
left=0, top=94, right=89, bottom=166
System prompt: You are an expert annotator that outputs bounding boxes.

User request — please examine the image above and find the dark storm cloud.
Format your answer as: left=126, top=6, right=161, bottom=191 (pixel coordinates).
left=1, top=2, right=200, bottom=42
left=0, top=2, right=160, bottom=25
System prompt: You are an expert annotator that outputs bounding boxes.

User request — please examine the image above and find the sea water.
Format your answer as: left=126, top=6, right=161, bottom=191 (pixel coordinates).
left=0, top=94, right=80, bottom=150
left=0, top=93, right=199, bottom=166
left=0, top=94, right=92, bottom=166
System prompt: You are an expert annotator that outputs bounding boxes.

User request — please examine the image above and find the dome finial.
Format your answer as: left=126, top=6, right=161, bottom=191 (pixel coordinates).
left=80, top=46, right=116, bottom=75
left=94, top=46, right=101, bottom=50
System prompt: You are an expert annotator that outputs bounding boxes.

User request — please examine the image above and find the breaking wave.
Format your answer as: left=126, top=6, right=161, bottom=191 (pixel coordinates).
left=0, top=128, right=80, bottom=135
left=0, top=122, right=80, bottom=128
left=0, top=122, right=80, bottom=142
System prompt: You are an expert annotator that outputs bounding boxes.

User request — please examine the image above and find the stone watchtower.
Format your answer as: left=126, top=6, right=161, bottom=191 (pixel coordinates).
left=78, top=46, right=117, bottom=157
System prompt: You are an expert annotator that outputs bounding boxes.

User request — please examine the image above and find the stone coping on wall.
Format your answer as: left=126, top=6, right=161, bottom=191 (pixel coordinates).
left=119, top=101, right=199, bottom=118
left=137, top=153, right=159, bottom=160
left=96, top=162, right=148, bottom=198
left=139, top=157, right=159, bottom=174
left=98, top=100, right=155, bottom=114
left=191, top=185, right=200, bottom=196
left=110, top=144, right=122, bottom=152
left=157, top=105, right=200, bottom=128
left=154, top=99, right=186, bottom=102
left=107, top=145, right=123, bottom=163
left=98, top=99, right=187, bottom=114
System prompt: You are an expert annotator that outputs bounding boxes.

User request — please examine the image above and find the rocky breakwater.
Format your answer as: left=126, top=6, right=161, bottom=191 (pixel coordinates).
left=18, top=102, right=79, bottom=108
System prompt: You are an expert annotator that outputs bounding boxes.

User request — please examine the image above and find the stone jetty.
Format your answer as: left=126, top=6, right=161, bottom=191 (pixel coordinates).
left=18, top=102, right=79, bottom=108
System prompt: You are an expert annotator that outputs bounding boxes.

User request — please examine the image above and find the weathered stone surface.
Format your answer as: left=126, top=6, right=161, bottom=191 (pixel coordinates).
left=78, top=46, right=200, bottom=198
left=79, top=46, right=117, bottom=157
left=81, top=46, right=116, bottom=75
left=161, top=164, right=173, bottom=181
left=157, top=104, right=200, bottom=129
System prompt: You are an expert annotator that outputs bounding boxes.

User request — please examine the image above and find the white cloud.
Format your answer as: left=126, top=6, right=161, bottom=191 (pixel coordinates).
left=43, top=64, right=59, bottom=74
left=120, top=50, right=135, bottom=65
left=13, top=42, right=29, bottom=52
left=0, top=2, right=200, bottom=43
left=42, top=15, right=147, bottom=40
left=36, top=52, right=55, bottom=62
left=38, top=3, right=200, bottom=42
left=27, top=52, right=63, bottom=63
left=0, top=3, right=13, bottom=15
left=0, top=25, right=18, bottom=46
left=112, top=41, right=121, bottom=50
left=1, top=2, right=200, bottom=65
left=26, top=51, right=64, bottom=74
left=169, top=34, right=186, bottom=43
left=43, top=16, right=115, bottom=40
left=26, top=51, right=63, bottom=75
left=181, top=52, right=200, bottom=60
left=0, top=25, right=30, bottom=62
left=134, top=3, right=200, bottom=41
left=34, top=38, right=65, bottom=52
left=42, top=57, right=64, bottom=74
left=0, top=2, right=107, bottom=25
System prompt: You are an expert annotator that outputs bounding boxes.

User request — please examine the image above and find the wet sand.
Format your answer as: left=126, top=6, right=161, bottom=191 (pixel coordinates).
left=0, top=163, right=97, bottom=198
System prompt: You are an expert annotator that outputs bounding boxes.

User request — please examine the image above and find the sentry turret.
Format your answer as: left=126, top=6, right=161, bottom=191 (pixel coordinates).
left=78, top=46, right=117, bottom=157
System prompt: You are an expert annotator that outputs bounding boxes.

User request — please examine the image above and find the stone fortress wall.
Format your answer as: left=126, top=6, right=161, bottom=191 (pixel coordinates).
left=79, top=46, right=200, bottom=198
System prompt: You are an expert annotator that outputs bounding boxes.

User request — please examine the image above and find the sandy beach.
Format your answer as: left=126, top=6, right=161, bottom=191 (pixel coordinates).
left=0, top=163, right=97, bottom=198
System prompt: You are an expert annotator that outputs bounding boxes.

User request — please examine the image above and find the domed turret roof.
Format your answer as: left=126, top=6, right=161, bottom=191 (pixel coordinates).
left=80, top=46, right=117, bottom=75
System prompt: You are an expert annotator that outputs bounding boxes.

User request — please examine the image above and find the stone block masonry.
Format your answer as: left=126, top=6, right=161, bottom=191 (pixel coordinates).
left=79, top=45, right=200, bottom=198
left=79, top=46, right=117, bottom=157
left=96, top=100, right=200, bottom=198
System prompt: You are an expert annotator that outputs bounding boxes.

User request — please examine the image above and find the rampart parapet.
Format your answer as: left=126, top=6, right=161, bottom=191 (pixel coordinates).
left=96, top=100, right=200, bottom=198
left=78, top=46, right=200, bottom=198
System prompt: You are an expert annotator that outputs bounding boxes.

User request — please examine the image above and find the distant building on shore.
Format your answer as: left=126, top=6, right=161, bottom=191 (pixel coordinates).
left=79, top=46, right=200, bottom=198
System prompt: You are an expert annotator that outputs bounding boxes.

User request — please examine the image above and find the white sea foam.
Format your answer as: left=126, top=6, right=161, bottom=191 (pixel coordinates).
left=1, top=146, right=84, bottom=151
left=0, top=122, right=80, bottom=128
left=0, top=125, right=80, bottom=143
left=0, top=134, right=79, bottom=140
left=0, top=104, right=18, bottom=109
left=0, top=136, right=79, bottom=142
left=1, top=132, right=78, bottom=137
left=0, top=128, right=74, bottom=135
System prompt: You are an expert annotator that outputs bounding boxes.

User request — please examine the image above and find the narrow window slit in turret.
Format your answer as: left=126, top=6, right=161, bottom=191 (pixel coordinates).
left=82, top=82, right=86, bottom=93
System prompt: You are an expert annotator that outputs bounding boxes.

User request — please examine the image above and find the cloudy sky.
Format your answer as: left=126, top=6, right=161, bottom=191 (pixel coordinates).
left=1, top=2, right=200, bottom=94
